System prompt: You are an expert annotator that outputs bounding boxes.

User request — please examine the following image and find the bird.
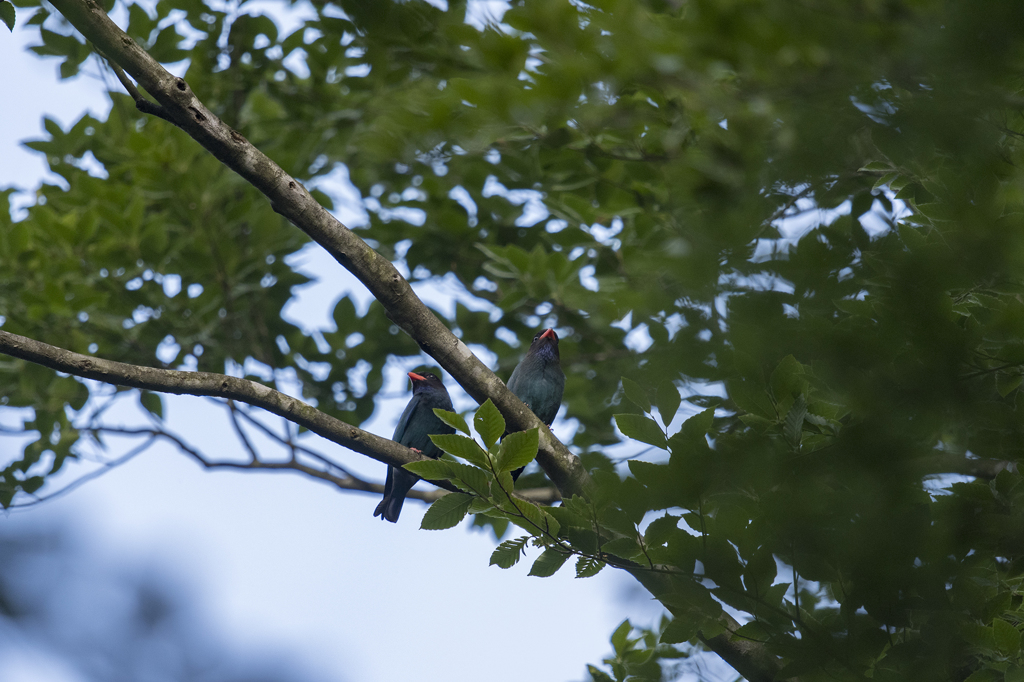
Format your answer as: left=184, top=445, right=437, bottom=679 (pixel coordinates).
left=374, top=371, right=455, bottom=523
left=506, top=328, right=566, bottom=479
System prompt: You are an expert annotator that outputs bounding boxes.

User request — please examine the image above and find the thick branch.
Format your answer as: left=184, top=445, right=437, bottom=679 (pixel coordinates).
left=0, top=329, right=454, bottom=489
left=46, top=0, right=591, bottom=500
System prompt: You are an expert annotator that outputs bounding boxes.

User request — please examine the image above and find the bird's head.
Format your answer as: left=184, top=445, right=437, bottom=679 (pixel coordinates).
left=408, top=371, right=445, bottom=392
left=529, top=328, right=560, bottom=358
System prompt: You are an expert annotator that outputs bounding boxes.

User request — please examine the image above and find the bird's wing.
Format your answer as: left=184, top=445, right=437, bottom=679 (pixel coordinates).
left=391, top=392, right=422, bottom=445
left=506, top=361, right=526, bottom=397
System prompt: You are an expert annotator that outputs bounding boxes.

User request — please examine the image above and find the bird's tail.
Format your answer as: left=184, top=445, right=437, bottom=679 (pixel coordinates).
left=374, top=467, right=417, bottom=523
left=373, top=494, right=404, bottom=523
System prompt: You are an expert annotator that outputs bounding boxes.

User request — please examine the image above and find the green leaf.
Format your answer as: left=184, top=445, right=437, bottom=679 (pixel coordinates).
left=963, top=671, right=1003, bottom=682
left=784, top=394, right=806, bottom=448
left=661, top=616, right=700, bottom=644
left=743, top=545, right=778, bottom=595
left=621, top=377, right=651, bottom=413
left=506, top=497, right=561, bottom=538
left=0, top=482, right=14, bottom=509
left=994, top=618, right=1021, bottom=657
left=739, top=414, right=775, bottom=433
left=490, top=535, right=530, bottom=569
left=656, top=380, right=681, bottom=426
left=430, top=433, right=489, bottom=467
left=474, top=398, right=505, bottom=449
left=528, top=548, right=570, bottom=577
left=0, top=1, right=15, bottom=31
left=727, top=378, right=775, bottom=419
left=733, top=620, right=771, bottom=642
left=433, top=408, right=470, bottom=435
left=610, top=619, right=632, bottom=653
left=496, top=428, right=538, bottom=472
left=764, top=583, right=792, bottom=608
left=1006, top=666, right=1024, bottom=682
left=563, top=495, right=594, bottom=522
left=614, top=414, right=666, bottom=449
left=602, top=537, right=643, bottom=561
left=420, top=492, right=474, bottom=530
left=446, top=461, right=490, bottom=494
left=140, top=391, right=163, bottom=420
left=769, top=355, right=807, bottom=404
left=858, top=161, right=893, bottom=173
left=997, top=372, right=1022, bottom=397
left=402, top=459, right=453, bottom=481
left=661, top=581, right=723, bottom=620
left=21, top=475, right=44, bottom=494
left=575, top=556, right=605, bottom=578
left=644, top=514, right=680, bottom=546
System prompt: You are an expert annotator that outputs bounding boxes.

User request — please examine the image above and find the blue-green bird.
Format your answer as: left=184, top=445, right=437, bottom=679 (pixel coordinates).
left=506, top=329, right=566, bottom=479
left=374, top=371, right=455, bottom=523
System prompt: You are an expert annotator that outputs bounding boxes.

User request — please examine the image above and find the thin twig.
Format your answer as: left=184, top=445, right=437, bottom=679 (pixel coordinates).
left=7, top=436, right=154, bottom=509
left=226, top=400, right=260, bottom=463
left=222, top=397, right=358, bottom=477
left=95, top=46, right=176, bottom=123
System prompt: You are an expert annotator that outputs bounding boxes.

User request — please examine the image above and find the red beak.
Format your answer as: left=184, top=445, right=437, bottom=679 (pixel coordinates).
left=408, top=372, right=426, bottom=382
left=540, top=328, right=557, bottom=340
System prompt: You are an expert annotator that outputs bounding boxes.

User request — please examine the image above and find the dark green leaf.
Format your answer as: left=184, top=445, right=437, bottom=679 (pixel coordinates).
left=621, top=377, right=650, bottom=413
left=429, top=433, right=489, bottom=468
left=784, top=394, right=806, bottom=448
left=997, top=373, right=1022, bottom=397
left=402, top=459, right=453, bottom=481
left=474, top=398, right=505, bottom=450
left=490, top=535, right=530, bottom=569
left=602, top=537, right=643, bottom=561
left=661, top=616, right=700, bottom=644
left=610, top=619, right=632, bottom=654
left=420, top=492, right=474, bottom=530
left=575, top=556, right=605, bottom=578
left=433, top=407, right=470, bottom=435
left=994, top=618, right=1020, bottom=657
left=21, top=475, right=44, bottom=494
left=496, top=428, right=538, bottom=473
left=614, top=414, right=666, bottom=449
left=446, top=461, right=490, bottom=494
left=140, top=391, right=163, bottom=420
left=528, top=548, right=570, bottom=577
left=656, top=380, right=681, bottom=426
left=0, top=1, right=15, bottom=31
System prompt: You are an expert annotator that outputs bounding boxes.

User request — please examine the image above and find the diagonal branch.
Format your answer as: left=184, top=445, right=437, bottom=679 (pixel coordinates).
left=45, top=0, right=591, bottom=501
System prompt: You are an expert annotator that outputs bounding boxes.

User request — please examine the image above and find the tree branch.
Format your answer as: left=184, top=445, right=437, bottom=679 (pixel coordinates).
left=45, top=0, right=591, bottom=501
left=0, top=330, right=563, bottom=505
left=0, top=328, right=458, bottom=491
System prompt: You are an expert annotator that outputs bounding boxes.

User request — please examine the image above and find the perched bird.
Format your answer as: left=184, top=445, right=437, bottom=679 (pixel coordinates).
left=374, top=371, right=455, bottom=523
left=506, top=328, right=566, bottom=479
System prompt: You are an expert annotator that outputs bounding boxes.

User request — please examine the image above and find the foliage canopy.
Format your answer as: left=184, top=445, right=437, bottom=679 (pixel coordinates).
left=5, top=0, right=1024, bottom=679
